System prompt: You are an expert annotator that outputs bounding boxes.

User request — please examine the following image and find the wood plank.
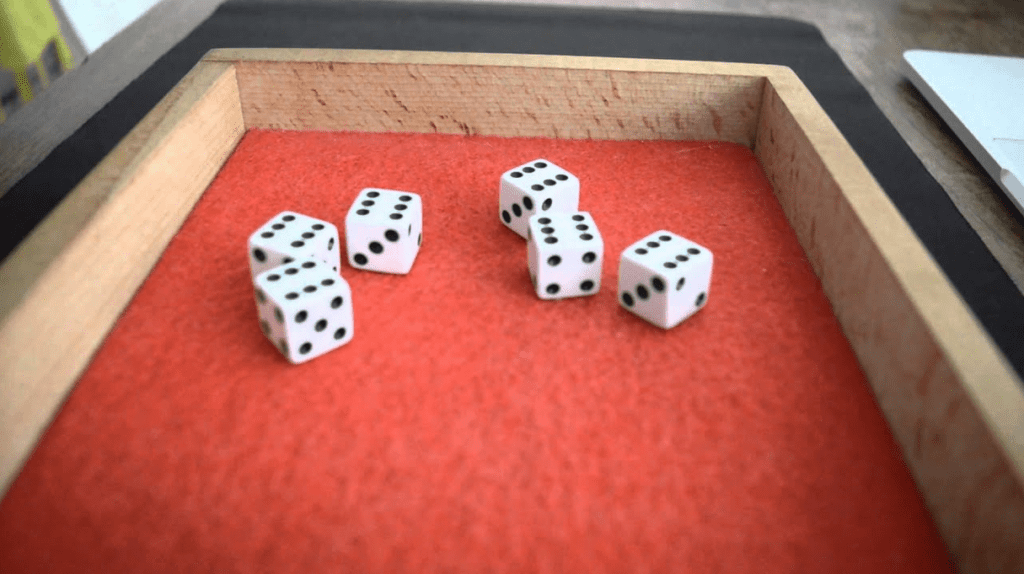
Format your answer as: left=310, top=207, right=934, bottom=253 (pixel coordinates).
left=0, top=60, right=245, bottom=497
left=753, top=66, right=1024, bottom=574
left=207, top=49, right=767, bottom=143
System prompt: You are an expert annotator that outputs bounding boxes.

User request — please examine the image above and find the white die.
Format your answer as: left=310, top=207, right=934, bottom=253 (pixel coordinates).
left=499, top=159, right=580, bottom=239
left=618, top=231, right=712, bottom=329
left=248, top=211, right=341, bottom=278
left=345, top=188, right=423, bottom=274
left=527, top=212, right=603, bottom=300
left=254, top=258, right=354, bottom=364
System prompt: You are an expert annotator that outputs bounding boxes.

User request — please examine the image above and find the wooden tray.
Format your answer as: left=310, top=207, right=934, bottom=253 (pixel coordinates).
left=1, top=49, right=1021, bottom=573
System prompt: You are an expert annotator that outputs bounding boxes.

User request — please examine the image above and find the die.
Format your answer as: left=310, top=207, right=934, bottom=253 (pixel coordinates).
left=248, top=211, right=341, bottom=278
left=618, top=231, right=712, bottom=329
left=526, top=212, right=603, bottom=299
left=253, top=258, right=354, bottom=364
left=499, top=159, right=580, bottom=239
left=345, top=188, right=423, bottom=274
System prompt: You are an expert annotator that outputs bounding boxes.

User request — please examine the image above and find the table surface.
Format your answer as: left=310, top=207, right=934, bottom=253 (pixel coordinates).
left=2, top=0, right=1023, bottom=295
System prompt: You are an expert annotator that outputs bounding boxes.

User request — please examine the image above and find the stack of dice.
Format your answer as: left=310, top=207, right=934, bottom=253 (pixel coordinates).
left=247, top=189, right=423, bottom=364
left=499, top=158, right=713, bottom=329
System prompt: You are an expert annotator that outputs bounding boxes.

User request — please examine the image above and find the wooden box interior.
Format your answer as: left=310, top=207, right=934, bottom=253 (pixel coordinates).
left=0, top=49, right=1021, bottom=573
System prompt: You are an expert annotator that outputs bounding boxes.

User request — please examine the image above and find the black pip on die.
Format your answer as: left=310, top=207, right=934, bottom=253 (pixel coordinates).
left=500, top=159, right=579, bottom=239
left=248, top=211, right=341, bottom=278
left=527, top=212, right=603, bottom=300
left=345, top=188, right=423, bottom=274
left=254, top=258, right=354, bottom=364
left=618, top=231, right=712, bottom=329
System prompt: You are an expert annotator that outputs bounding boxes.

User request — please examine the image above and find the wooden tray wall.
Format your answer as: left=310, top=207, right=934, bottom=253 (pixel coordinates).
left=0, top=49, right=1021, bottom=574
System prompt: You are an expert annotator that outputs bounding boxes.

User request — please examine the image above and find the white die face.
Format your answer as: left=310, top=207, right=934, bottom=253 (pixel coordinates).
left=248, top=211, right=341, bottom=278
left=345, top=189, right=423, bottom=274
left=526, top=212, right=604, bottom=300
left=499, top=159, right=580, bottom=239
left=254, top=259, right=354, bottom=364
left=618, top=231, right=712, bottom=329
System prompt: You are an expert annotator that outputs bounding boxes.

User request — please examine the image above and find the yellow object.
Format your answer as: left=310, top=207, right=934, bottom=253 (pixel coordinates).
left=0, top=0, right=74, bottom=122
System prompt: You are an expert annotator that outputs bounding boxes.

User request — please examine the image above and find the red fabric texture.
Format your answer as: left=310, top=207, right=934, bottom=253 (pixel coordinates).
left=0, top=130, right=953, bottom=572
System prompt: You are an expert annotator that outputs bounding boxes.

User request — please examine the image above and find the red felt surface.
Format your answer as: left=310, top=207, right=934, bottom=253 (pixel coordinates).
left=0, top=130, right=953, bottom=572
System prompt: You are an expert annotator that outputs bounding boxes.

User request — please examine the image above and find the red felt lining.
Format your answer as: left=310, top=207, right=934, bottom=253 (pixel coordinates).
left=0, top=130, right=953, bottom=572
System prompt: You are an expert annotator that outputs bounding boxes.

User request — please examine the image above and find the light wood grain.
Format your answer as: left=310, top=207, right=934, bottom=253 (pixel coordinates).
left=754, top=67, right=1024, bottom=574
left=2, top=47, right=1023, bottom=573
left=208, top=49, right=766, bottom=143
left=0, top=60, right=244, bottom=496
left=216, top=47, right=1024, bottom=573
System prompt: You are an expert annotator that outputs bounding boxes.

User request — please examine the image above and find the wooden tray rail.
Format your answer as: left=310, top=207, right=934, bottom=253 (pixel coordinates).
left=0, top=49, right=1020, bottom=573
